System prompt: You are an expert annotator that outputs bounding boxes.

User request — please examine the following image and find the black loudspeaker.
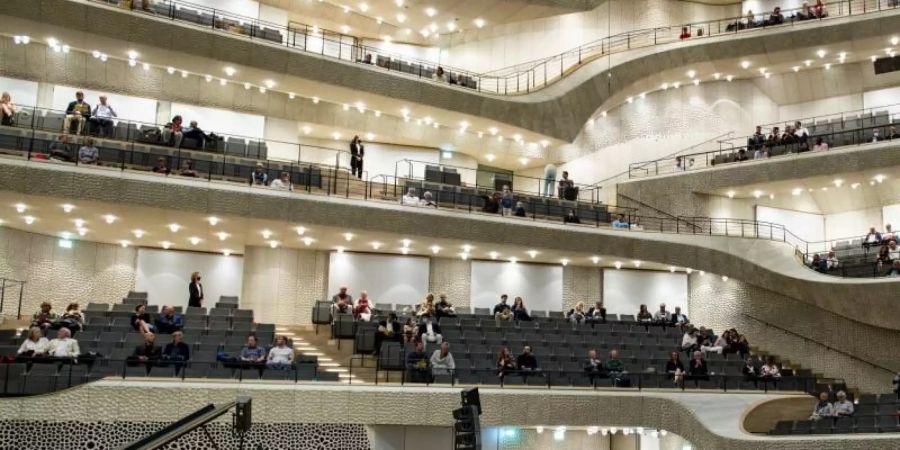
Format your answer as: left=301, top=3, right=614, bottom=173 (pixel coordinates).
left=235, top=397, right=252, bottom=433
left=874, top=56, right=900, bottom=75
left=452, top=405, right=481, bottom=450
left=460, top=388, right=482, bottom=415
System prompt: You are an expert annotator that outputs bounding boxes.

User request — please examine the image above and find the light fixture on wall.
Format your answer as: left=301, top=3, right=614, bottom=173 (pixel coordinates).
left=425, top=7, right=437, bottom=17
left=686, top=70, right=696, bottom=78
left=817, top=49, right=827, bottom=58
left=168, top=223, right=181, bottom=233
left=73, top=218, right=85, bottom=228
left=302, top=126, right=312, bottom=135
left=462, top=244, right=473, bottom=252
left=721, top=275, right=729, bottom=282
left=167, top=66, right=176, bottom=74
left=752, top=190, right=763, bottom=199
left=669, top=266, right=676, bottom=272
left=725, top=75, right=734, bottom=82
left=119, top=240, right=130, bottom=248
left=560, top=258, right=569, bottom=266
left=740, top=60, right=751, bottom=69
left=474, top=18, right=485, bottom=28
left=312, top=97, right=320, bottom=104
left=219, top=78, right=227, bottom=86
left=13, top=35, right=30, bottom=45
left=526, top=250, right=538, bottom=259
left=726, top=191, right=735, bottom=199
left=302, top=237, right=314, bottom=246
left=459, top=252, right=469, bottom=260
left=181, top=70, right=188, bottom=78
left=489, top=251, right=498, bottom=260
left=224, top=66, right=236, bottom=76
left=204, top=74, right=213, bottom=82
left=400, top=247, right=410, bottom=255
left=508, top=257, right=517, bottom=263
left=15, top=202, right=28, bottom=213
left=430, top=245, right=441, bottom=254
left=295, top=226, right=307, bottom=235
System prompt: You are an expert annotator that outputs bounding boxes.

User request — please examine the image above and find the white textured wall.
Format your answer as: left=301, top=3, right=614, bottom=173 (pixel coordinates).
left=562, top=265, right=603, bottom=312
left=470, top=261, right=563, bottom=312
left=240, top=246, right=328, bottom=325
left=0, top=227, right=136, bottom=318
left=824, top=207, right=883, bottom=241
left=135, top=248, right=244, bottom=309
left=428, top=257, right=472, bottom=307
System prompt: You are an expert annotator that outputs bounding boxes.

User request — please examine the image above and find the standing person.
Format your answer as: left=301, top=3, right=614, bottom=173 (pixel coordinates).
left=0, top=91, right=18, bottom=126
left=500, top=185, right=513, bottom=216
left=188, top=272, right=204, bottom=307
left=350, top=135, right=364, bottom=179
left=542, top=164, right=557, bottom=197
left=64, top=91, right=91, bottom=135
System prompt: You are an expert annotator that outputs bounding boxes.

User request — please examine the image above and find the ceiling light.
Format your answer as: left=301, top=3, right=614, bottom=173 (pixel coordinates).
left=526, top=250, right=538, bottom=259
left=462, top=244, right=473, bottom=252
left=14, top=203, right=26, bottom=213
left=447, top=21, right=456, bottom=32
left=402, top=239, right=412, bottom=247
left=216, top=232, right=229, bottom=241
left=395, top=0, right=403, bottom=6
left=661, top=82, right=669, bottom=90
left=764, top=72, right=771, bottom=79
left=269, top=240, right=279, bottom=249
left=13, top=35, right=30, bottom=45
left=693, top=79, right=701, bottom=85
left=485, top=154, right=494, bottom=162
left=293, top=226, right=307, bottom=236
left=713, top=73, right=721, bottom=80
left=332, top=132, right=341, bottom=140
left=519, top=158, right=528, bottom=165
left=587, top=118, right=595, bottom=126
left=261, top=229, right=273, bottom=239
left=874, top=174, right=886, bottom=183
left=459, top=252, right=469, bottom=260
left=132, top=229, right=145, bottom=238
left=686, top=268, right=693, bottom=274
left=725, top=75, right=734, bottom=82
left=768, top=193, right=775, bottom=200
left=430, top=245, right=441, bottom=254
left=119, top=240, right=130, bottom=248
left=365, top=132, right=375, bottom=140
left=222, top=249, right=232, bottom=256
left=168, top=223, right=181, bottom=233
left=726, top=191, right=735, bottom=198
left=99, top=54, right=108, bottom=62
left=219, top=78, right=227, bottom=86
left=425, top=7, right=437, bottom=17
left=371, top=241, right=382, bottom=250
left=825, top=63, right=832, bottom=70
left=302, top=237, right=314, bottom=246
left=160, top=241, right=171, bottom=249
left=633, top=260, right=642, bottom=268
left=74, top=219, right=85, bottom=228
left=92, top=50, right=101, bottom=58
left=343, top=232, right=355, bottom=241
left=189, top=236, right=201, bottom=245
left=23, top=216, right=35, bottom=225
left=508, top=257, right=518, bottom=264
left=312, top=97, right=320, bottom=104
left=103, top=214, right=117, bottom=224
left=489, top=251, right=498, bottom=260
left=224, top=66, right=236, bottom=76
left=722, top=275, right=729, bottom=282
left=817, top=49, right=827, bottom=58
left=342, top=104, right=350, bottom=111
left=376, top=17, right=383, bottom=24
left=128, top=59, right=137, bottom=67
left=264, top=79, right=276, bottom=89
left=591, top=256, right=600, bottom=264
left=601, top=111, right=607, bottom=117
left=244, top=83, right=251, bottom=90
left=792, top=188, right=803, bottom=196
left=302, top=126, right=312, bottom=135
left=626, top=96, right=633, bottom=104
left=355, top=101, right=366, bottom=113
left=341, top=25, right=350, bottom=33
left=673, top=82, right=680, bottom=89
left=792, top=66, right=800, bottom=72
left=740, top=60, right=751, bottom=69
left=259, top=87, right=266, bottom=94
left=752, top=190, right=763, bottom=199
left=400, top=247, right=410, bottom=255
left=374, top=110, right=381, bottom=117
left=833, top=179, right=844, bottom=187
left=474, top=18, right=485, bottom=28
left=686, top=70, right=696, bottom=78
left=804, top=60, right=812, bottom=67
left=892, top=37, right=900, bottom=46
left=181, top=70, right=188, bottom=78
left=851, top=182, right=860, bottom=189
left=342, top=5, right=350, bottom=13
left=540, top=140, right=549, bottom=148
left=206, top=216, right=220, bottom=226
left=429, top=22, right=438, bottom=32
left=560, top=258, right=569, bottom=266
left=336, top=246, right=345, bottom=253
left=359, top=2, right=369, bottom=12
left=614, top=261, right=622, bottom=269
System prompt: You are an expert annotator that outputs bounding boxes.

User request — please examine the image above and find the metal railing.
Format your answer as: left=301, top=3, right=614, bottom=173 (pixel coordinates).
left=801, top=234, right=899, bottom=278
left=85, top=0, right=900, bottom=95
left=0, top=278, right=26, bottom=319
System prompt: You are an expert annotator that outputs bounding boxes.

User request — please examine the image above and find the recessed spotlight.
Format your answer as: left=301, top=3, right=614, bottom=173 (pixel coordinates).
left=181, top=70, right=188, bottom=78
left=725, top=75, right=734, bottom=82
left=189, top=236, right=201, bottom=245
left=103, top=214, right=117, bottom=224
left=430, top=245, right=441, bottom=254
left=219, top=78, right=227, bottom=86
left=792, top=66, right=800, bottom=72
left=341, top=25, right=350, bottom=34
left=259, top=87, right=266, bottom=94
left=713, top=73, right=721, bottom=80
left=375, top=17, right=383, bottom=24
left=489, top=251, right=498, bottom=260
left=462, top=244, right=473, bottom=253
left=726, top=191, right=735, bottom=198
left=693, top=79, right=700, bottom=85
left=764, top=72, right=771, bottom=79
left=669, top=266, right=676, bottom=272
left=508, top=257, right=518, bottom=264
left=892, top=37, right=900, bottom=46
left=312, top=97, right=320, bottom=104
left=686, top=70, right=696, bottom=78
left=343, top=232, right=355, bottom=242
left=804, top=60, right=812, bottom=67
left=485, top=154, right=495, bottom=162
left=673, top=82, right=680, bottom=88
left=224, top=66, right=236, bottom=76
left=302, top=237, right=314, bottom=246
left=400, top=247, right=410, bottom=255
left=23, top=216, right=35, bottom=225
left=851, top=182, right=860, bottom=189
left=371, top=241, right=382, bottom=250
left=817, top=49, right=827, bottom=58
left=74, top=218, right=86, bottom=228
left=402, top=239, right=412, bottom=248
left=216, top=232, right=229, bottom=241
left=261, top=229, right=273, bottom=239
left=204, top=74, right=212, bottom=82
left=685, top=268, right=693, bottom=274
left=752, top=190, right=763, bottom=199
left=359, top=2, right=369, bottom=12
left=519, top=158, right=529, bottom=165
left=614, top=261, right=622, bottom=269
left=792, top=188, right=803, bottom=196
left=263, top=79, right=276, bottom=88
left=269, top=240, right=279, bottom=249
left=527, top=250, right=538, bottom=259
left=825, top=63, right=832, bottom=70
left=160, top=241, right=172, bottom=249
left=459, top=252, right=469, bottom=260
left=833, top=179, right=844, bottom=187
left=244, top=82, right=252, bottom=90
left=222, top=249, right=233, bottom=256
left=425, top=7, right=437, bottom=17
left=560, top=258, right=569, bottom=266
left=633, top=260, right=642, bottom=268
left=62, top=203, right=75, bottom=213
left=740, top=60, right=751, bottom=69
left=302, top=126, right=312, bottom=135
left=295, top=226, right=307, bottom=235
left=336, top=246, right=345, bottom=253
left=768, top=193, right=775, bottom=200
left=474, top=18, right=485, bottom=28
left=874, top=174, right=886, bottom=183
left=168, top=223, right=181, bottom=233
left=142, top=63, right=150, bottom=71
left=132, top=229, right=145, bottom=238
left=626, top=96, right=633, bottom=103
left=119, top=240, right=130, bottom=248
left=721, top=275, right=729, bottom=282
left=591, top=256, right=600, bottom=264
left=342, top=5, right=350, bottom=13
left=374, top=110, right=381, bottom=117
left=14, top=203, right=26, bottom=213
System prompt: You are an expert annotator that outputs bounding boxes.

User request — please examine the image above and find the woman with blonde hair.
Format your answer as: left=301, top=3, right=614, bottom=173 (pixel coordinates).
left=188, top=271, right=204, bottom=307
left=416, top=293, right=436, bottom=319
left=17, top=326, right=49, bottom=356
left=0, top=91, right=17, bottom=126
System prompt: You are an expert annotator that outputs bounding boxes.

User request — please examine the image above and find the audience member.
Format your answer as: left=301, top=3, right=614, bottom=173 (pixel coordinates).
left=435, top=293, right=456, bottom=320
left=742, top=357, right=758, bottom=381
left=760, top=357, right=782, bottom=380
left=889, top=126, right=899, bottom=140
left=871, top=129, right=882, bottom=143
left=517, top=345, right=539, bottom=371
left=500, top=185, right=514, bottom=215
left=349, top=135, right=364, bottom=179
left=514, top=201, right=526, bottom=217
left=59, top=302, right=84, bottom=335
left=48, top=134, right=72, bottom=161
left=653, top=303, right=670, bottom=325
left=270, top=172, right=292, bottom=190
left=374, top=313, right=401, bottom=354
left=682, top=328, right=699, bottom=354
left=679, top=26, right=691, bottom=40
left=811, top=137, right=829, bottom=152
left=17, top=326, right=49, bottom=356
left=188, top=271, right=204, bottom=307
left=887, top=260, right=900, bottom=277
left=266, top=335, right=294, bottom=369
left=0, top=91, right=17, bottom=126
left=587, top=301, right=607, bottom=324
left=419, top=191, right=438, bottom=208
left=47, top=327, right=79, bottom=359
left=826, top=251, right=840, bottom=271
left=90, top=95, right=117, bottom=137
left=583, top=349, right=604, bottom=382
left=353, top=291, right=374, bottom=321
left=832, top=391, right=855, bottom=416
left=131, top=304, right=156, bottom=334
left=496, top=347, right=516, bottom=378
left=152, top=157, right=170, bottom=175
left=179, top=160, right=197, bottom=177
left=132, top=332, right=162, bottom=363
left=402, top=317, right=417, bottom=344
left=181, top=121, right=217, bottom=148
left=557, top=171, right=576, bottom=200
left=883, top=224, right=895, bottom=243
left=701, top=331, right=727, bottom=355
left=606, top=349, right=628, bottom=387
left=417, top=317, right=443, bottom=346
left=687, top=351, right=709, bottom=380
left=810, top=392, right=835, bottom=420
left=566, top=301, right=587, bottom=325
left=332, top=286, right=353, bottom=315
left=406, top=341, right=430, bottom=377
left=402, top=188, right=420, bottom=206
left=155, top=305, right=184, bottom=334
left=433, top=67, right=448, bottom=83
left=665, top=351, right=685, bottom=385
left=64, top=91, right=91, bottom=135
left=863, top=227, right=882, bottom=251
left=670, top=306, right=690, bottom=329
left=810, top=254, right=827, bottom=273
left=239, top=335, right=267, bottom=363
left=480, top=191, right=501, bottom=214
left=563, top=209, right=581, bottom=224
left=162, top=331, right=191, bottom=362
left=77, top=137, right=100, bottom=165
left=636, top=304, right=652, bottom=325
left=31, top=302, right=58, bottom=330
left=417, top=293, right=436, bottom=319
left=511, top=296, right=531, bottom=321
left=813, top=0, right=828, bottom=17
left=163, top=115, right=184, bottom=147
left=429, top=342, right=455, bottom=376
left=250, top=163, right=268, bottom=186
left=612, top=214, right=630, bottom=229
left=768, top=6, right=784, bottom=24
left=493, top=294, right=512, bottom=321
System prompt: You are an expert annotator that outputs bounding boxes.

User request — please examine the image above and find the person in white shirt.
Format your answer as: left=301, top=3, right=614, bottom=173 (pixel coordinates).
left=794, top=121, right=809, bottom=139
left=47, top=327, right=80, bottom=359
left=701, top=332, right=727, bottom=355
left=681, top=329, right=698, bottom=353
left=419, top=191, right=437, bottom=208
left=430, top=342, right=455, bottom=376
left=269, top=171, right=292, bottom=191
left=888, top=241, right=900, bottom=261
left=760, top=358, right=781, bottom=379
left=91, top=95, right=117, bottom=137
left=401, top=188, right=420, bottom=206
left=826, top=251, right=840, bottom=270
left=418, top=317, right=443, bottom=346
left=653, top=303, right=670, bottom=324
left=17, top=326, right=49, bottom=356
left=810, top=391, right=835, bottom=420
left=266, top=335, right=294, bottom=370
left=832, top=391, right=855, bottom=416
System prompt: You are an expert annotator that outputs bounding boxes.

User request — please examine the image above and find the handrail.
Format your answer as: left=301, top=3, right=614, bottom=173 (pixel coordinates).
left=0, top=278, right=27, bottom=319
left=80, top=0, right=900, bottom=95
left=741, top=313, right=898, bottom=376
left=616, top=193, right=702, bottom=233
left=746, top=102, right=900, bottom=139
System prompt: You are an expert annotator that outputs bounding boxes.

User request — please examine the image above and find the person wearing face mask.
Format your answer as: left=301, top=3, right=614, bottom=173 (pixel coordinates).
left=188, top=271, right=204, bottom=307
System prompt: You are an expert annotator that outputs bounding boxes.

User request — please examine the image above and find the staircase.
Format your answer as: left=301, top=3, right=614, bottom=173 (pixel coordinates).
left=276, top=325, right=376, bottom=384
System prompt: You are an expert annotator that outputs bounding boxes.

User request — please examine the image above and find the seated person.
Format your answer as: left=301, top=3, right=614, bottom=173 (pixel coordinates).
left=889, top=126, right=900, bottom=140
left=406, top=341, right=430, bottom=380
left=59, top=302, right=84, bottom=335
left=516, top=345, right=539, bottom=371
left=401, top=188, right=420, bottom=206
left=670, top=306, right=690, bottom=329
left=353, top=291, right=374, bottom=322
left=155, top=305, right=184, bottom=334
left=511, top=297, right=531, bottom=321
left=17, top=326, right=49, bottom=356
left=679, top=26, right=691, bottom=39
left=810, top=254, right=827, bottom=273
left=331, top=286, right=353, bottom=315
left=665, top=351, right=685, bottom=385
left=152, top=157, right=171, bottom=175
left=566, top=301, right=587, bottom=325
left=496, top=347, right=517, bottom=378
left=31, top=302, right=58, bottom=330
left=480, top=191, right=501, bottom=214
left=687, top=351, right=709, bottom=380
left=270, top=172, right=292, bottom=190
left=493, top=294, right=513, bottom=321
left=132, top=332, right=162, bottom=363
left=131, top=304, right=156, bottom=334
left=417, top=317, right=443, bottom=346
left=434, top=293, right=456, bottom=319
left=402, top=317, right=417, bottom=345
left=863, top=227, right=882, bottom=250
left=810, top=392, right=834, bottom=420
left=239, top=335, right=267, bottom=363
left=47, top=327, right=80, bottom=359
left=266, top=335, right=294, bottom=369
left=250, top=163, right=268, bottom=186
left=759, top=357, right=782, bottom=380
left=179, top=159, right=197, bottom=177
left=742, top=356, right=758, bottom=381
left=636, top=304, right=652, bottom=324
left=514, top=201, right=526, bottom=217
left=90, top=95, right=117, bottom=137
left=419, top=191, right=438, bottom=208
left=887, top=260, right=900, bottom=277
left=583, top=349, right=605, bottom=380
left=64, top=91, right=91, bottom=134
left=78, top=138, right=100, bottom=165
left=429, top=342, right=455, bottom=376
left=825, top=251, right=840, bottom=270
left=606, top=349, right=628, bottom=386
left=768, top=6, right=784, bottom=24
left=161, top=331, right=191, bottom=362
left=181, top=120, right=217, bottom=147
left=416, top=293, right=436, bottom=319
left=811, top=137, right=829, bottom=152
left=162, top=115, right=184, bottom=147
left=587, top=301, right=606, bottom=324
left=47, top=134, right=73, bottom=161
left=374, top=313, right=402, bottom=355
left=832, top=391, right=855, bottom=416
left=701, top=332, right=728, bottom=355
left=563, top=209, right=581, bottom=224
left=871, top=129, right=882, bottom=143
left=611, top=214, right=630, bottom=229
left=653, top=303, right=670, bottom=325
left=682, top=328, right=699, bottom=354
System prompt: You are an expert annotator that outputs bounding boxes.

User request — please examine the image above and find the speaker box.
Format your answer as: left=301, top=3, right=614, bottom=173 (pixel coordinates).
left=874, top=56, right=900, bottom=75
left=460, top=388, right=482, bottom=415
left=235, top=396, right=252, bottom=433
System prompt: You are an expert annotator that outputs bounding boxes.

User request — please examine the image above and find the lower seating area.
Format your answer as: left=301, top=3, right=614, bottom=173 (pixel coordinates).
left=771, top=394, right=900, bottom=435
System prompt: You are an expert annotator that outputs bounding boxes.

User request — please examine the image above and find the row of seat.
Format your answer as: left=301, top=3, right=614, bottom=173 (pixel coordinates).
left=771, top=416, right=900, bottom=435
